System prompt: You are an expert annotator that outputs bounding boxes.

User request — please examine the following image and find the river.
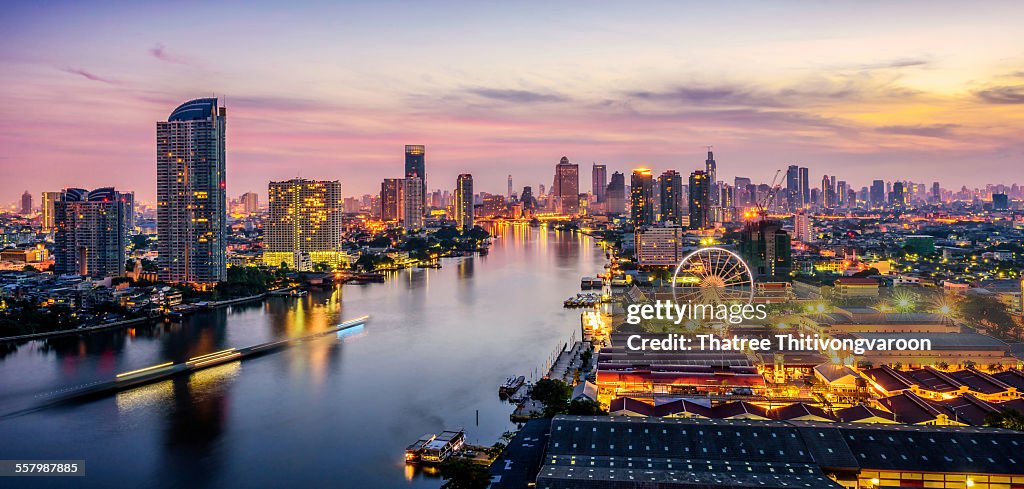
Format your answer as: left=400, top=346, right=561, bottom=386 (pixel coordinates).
left=0, top=225, right=604, bottom=488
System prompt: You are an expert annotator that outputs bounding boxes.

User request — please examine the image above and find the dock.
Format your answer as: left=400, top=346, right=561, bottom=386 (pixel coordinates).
left=3, top=316, right=369, bottom=418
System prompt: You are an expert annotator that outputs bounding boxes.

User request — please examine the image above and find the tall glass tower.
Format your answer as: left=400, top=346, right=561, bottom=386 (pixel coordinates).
left=156, top=98, right=227, bottom=284
left=455, top=174, right=474, bottom=229
left=405, top=145, right=426, bottom=212
left=630, top=169, right=654, bottom=227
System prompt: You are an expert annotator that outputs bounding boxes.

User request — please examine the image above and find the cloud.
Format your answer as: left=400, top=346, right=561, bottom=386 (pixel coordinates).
left=975, top=85, right=1024, bottom=104
left=625, top=85, right=784, bottom=107
left=467, top=88, right=568, bottom=103
left=858, top=58, right=930, bottom=70
left=60, top=67, right=118, bottom=84
left=149, top=43, right=197, bottom=66
left=875, top=123, right=960, bottom=138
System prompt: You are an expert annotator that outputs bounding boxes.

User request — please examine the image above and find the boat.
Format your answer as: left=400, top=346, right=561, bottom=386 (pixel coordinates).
left=419, top=429, right=466, bottom=464
left=405, top=433, right=437, bottom=463
left=499, top=375, right=526, bottom=398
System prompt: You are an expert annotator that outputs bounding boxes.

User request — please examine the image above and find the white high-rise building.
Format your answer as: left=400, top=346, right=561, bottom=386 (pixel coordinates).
left=156, top=98, right=227, bottom=283
left=794, top=212, right=813, bottom=243
left=403, top=176, right=424, bottom=230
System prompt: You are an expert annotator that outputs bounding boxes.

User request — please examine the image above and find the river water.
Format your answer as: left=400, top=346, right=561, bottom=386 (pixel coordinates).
left=0, top=225, right=604, bottom=488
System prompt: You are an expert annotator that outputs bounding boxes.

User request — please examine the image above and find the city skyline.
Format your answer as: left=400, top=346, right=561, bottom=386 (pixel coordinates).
left=3, top=2, right=1024, bottom=202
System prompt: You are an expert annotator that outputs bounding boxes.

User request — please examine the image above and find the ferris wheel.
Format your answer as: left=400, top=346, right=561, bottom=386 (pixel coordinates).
left=671, top=247, right=754, bottom=304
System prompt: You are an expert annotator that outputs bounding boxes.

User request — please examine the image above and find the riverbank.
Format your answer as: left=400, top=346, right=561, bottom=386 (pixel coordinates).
left=0, top=290, right=272, bottom=343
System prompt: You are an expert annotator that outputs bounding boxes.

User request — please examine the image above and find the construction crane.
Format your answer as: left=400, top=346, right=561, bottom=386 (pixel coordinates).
left=744, top=169, right=782, bottom=222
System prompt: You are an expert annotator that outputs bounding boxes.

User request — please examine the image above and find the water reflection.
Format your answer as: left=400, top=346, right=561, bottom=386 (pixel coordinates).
left=0, top=228, right=604, bottom=489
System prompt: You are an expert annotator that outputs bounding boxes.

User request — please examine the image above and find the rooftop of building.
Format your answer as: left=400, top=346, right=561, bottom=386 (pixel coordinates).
left=168, top=98, right=219, bottom=122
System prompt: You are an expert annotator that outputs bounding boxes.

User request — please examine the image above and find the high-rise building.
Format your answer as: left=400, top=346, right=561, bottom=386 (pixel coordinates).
left=403, top=176, right=424, bottom=229
left=932, top=182, right=941, bottom=204
left=606, top=172, right=626, bottom=215
left=785, top=165, right=801, bottom=210
left=634, top=226, right=684, bottom=267
left=870, top=180, right=885, bottom=208
left=891, top=182, right=906, bottom=208
left=455, top=174, right=474, bottom=229
left=592, top=164, right=607, bottom=203
left=521, top=186, right=535, bottom=211
left=799, top=167, right=810, bottom=207
left=53, top=188, right=128, bottom=278
left=380, top=178, right=403, bottom=222
left=705, top=149, right=718, bottom=206
left=119, top=191, right=135, bottom=232
left=552, top=156, right=579, bottom=215
left=404, top=145, right=426, bottom=211
left=20, top=191, right=32, bottom=215
left=739, top=220, right=791, bottom=278
left=658, top=170, right=683, bottom=225
left=264, top=179, right=343, bottom=270
left=837, top=180, right=847, bottom=208
left=733, top=177, right=752, bottom=207
left=240, top=192, right=259, bottom=214
left=794, top=212, right=813, bottom=243
left=156, top=98, right=227, bottom=283
left=821, top=175, right=833, bottom=209
left=630, top=169, right=654, bottom=227
left=688, top=170, right=710, bottom=230
left=507, top=174, right=513, bottom=200
left=992, top=193, right=1009, bottom=210
left=41, top=191, right=61, bottom=232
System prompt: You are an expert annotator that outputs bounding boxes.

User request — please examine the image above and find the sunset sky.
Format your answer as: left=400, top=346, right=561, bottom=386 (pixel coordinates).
left=2, top=1, right=1023, bottom=204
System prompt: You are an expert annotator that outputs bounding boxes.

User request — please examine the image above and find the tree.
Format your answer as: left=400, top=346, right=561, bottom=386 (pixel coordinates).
left=531, top=378, right=572, bottom=417
left=566, top=399, right=606, bottom=415
left=438, top=458, right=491, bottom=489
left=961, top=294, right=1019, bottom=341
left=984, top=409, right=1024, bottom=431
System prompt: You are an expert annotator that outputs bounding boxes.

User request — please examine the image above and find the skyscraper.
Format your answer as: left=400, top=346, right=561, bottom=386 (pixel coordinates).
left=405, top=145, right=426, bottom=212
left=403, top=175, right=424, bottom=229
left=688, top=170, right=710, bottom=230
left=119, top=191, right=135, bottom=232
left=891, top=182, right=906, bottom=208
left=837, top=180, right=847, bottom=208
left=553, top=156, right=579, bottom=215
left=932, top=182, right=941, bottom=204
left=870, top=180, right=885, bottom=208
left=507, top=174, right=513, bottom=200
left=705, top=149, right=718, bottom=206
left=521, top=186, right=535, bottom=211
left=264, top=179, right=343, bottom=270
left=606, top=172, right=626, bottom=215
left=240, top=192, right=259, bottom=214
left=20, top=191, right=32, bottom=214
left=53, top=187, right=128, bottom=278
left=786, top=165, right=800, bottom=210
left=592, top=164, right=607, bottom=203
left=821, top=175, right=833, bottom=209
left=41, top=191, right=61, bottom=232
left=799, top=167, right=810, bottom=207
left=630, top=169, right=654, bottom=227
left=156, top=98, right=227, bottom=283
left=658, top=170, right=683, bottom=225
left=455, top=174, right=474, bottom=229
left=380, top=178, right=403, bottom=222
